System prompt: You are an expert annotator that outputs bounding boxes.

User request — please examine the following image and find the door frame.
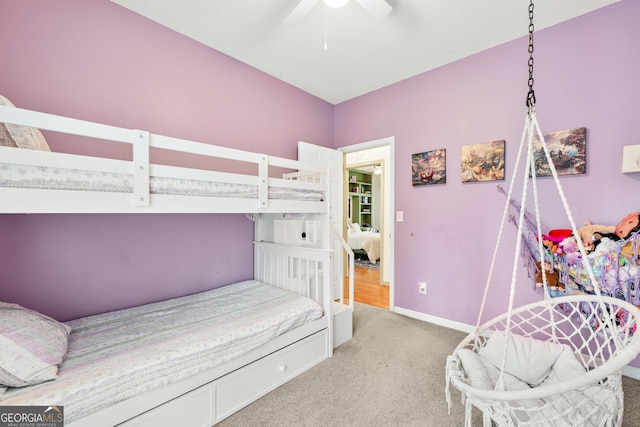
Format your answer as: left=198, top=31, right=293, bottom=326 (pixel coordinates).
left=339, top=137, right=394, bottom=310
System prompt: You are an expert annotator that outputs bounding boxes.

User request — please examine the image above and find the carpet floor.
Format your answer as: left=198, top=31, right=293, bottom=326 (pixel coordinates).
left=217, top=303, right=640, bottom=426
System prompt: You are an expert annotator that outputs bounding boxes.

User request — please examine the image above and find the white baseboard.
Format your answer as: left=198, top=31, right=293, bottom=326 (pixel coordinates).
left=393, top=306, right=475, bottom=334
left=623, top=364, right=640, bottom=380
left=393, top=306, right=640, bottom=380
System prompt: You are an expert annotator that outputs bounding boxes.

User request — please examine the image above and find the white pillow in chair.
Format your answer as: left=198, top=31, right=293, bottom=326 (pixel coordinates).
left=478, top=332, right=565, bottom=386
left=540, top=345, right=586, bottom=386
left=456, top=348, right=530, bottom=391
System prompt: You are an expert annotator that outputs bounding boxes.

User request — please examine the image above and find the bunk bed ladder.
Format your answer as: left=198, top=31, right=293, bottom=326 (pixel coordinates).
left=332, top=223, right=354, bottom=348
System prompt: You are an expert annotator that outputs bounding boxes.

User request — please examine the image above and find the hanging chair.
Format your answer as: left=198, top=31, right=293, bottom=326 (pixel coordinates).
left=445, top=2, right=640, bottom=426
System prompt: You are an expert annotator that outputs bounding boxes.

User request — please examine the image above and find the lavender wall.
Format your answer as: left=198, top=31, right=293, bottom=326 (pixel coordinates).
left=0, top=0, right=333, bottom=320
left=335, top=0, right=640, bottom=331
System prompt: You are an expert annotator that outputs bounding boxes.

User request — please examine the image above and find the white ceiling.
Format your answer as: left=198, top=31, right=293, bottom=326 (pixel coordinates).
left=111, top=0, right=619, bottom=105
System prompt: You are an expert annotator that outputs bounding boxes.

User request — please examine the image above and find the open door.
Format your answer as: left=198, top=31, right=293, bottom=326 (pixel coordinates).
left=298, top=141, right=352, bottom=347
left=298, top=141, right=344, bottom=295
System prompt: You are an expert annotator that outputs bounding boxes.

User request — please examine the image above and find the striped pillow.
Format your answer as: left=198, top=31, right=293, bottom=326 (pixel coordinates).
left=0, top=94, right=51, bottom=151
left=0, top=302, right=71, bottom=388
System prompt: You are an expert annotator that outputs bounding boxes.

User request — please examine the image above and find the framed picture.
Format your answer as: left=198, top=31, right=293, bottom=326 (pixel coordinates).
left=532, top=127, right=586, bottom=177
left=461, top=140, right=505, bottom=183
left=412, top=149, right=446, bottom=186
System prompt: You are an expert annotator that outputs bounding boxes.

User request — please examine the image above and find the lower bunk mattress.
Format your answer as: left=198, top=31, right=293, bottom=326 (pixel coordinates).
left=0, top=280, right=324, bottom=424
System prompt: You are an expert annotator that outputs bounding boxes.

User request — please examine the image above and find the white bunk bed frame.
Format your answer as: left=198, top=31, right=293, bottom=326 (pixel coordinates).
left=0, top=105, right=328, bottom=214
left=0, top=105, right=334, bottom=426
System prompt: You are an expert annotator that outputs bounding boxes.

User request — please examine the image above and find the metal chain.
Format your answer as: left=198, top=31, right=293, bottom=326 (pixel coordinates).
left=526, top=0, right=536, bottom=110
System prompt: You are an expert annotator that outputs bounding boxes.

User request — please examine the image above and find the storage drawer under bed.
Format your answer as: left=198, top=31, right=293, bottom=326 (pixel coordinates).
left=120, top=329, right=329, bottom=427
left=215, top=327, right=329, bottom=421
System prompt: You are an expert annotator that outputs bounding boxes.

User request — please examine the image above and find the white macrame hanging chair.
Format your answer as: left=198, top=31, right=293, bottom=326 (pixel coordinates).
left=445, top=4, right=640, bottom=426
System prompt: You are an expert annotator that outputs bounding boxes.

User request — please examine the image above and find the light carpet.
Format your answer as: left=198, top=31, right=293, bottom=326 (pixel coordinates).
left=217, top=302, right=640, bottom=426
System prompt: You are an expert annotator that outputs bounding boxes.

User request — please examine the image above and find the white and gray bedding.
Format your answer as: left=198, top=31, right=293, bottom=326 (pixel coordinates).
left=0, top=163, right=324, bottom=201
left=0, top=280, right=323, bottom=423
left=348, top=230, right=380, bottom=263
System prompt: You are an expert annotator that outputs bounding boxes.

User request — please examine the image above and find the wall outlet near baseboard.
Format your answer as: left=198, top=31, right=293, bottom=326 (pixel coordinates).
left=418, top=281, right=427, bottom=294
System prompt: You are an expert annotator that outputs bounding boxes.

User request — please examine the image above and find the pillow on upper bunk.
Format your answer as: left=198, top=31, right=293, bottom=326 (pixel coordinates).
left=0, top=301, right=71, bottom=388
left=0, top=94, right=51, bottom=151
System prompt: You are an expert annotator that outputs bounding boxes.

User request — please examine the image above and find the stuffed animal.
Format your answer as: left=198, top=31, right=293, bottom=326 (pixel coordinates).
left=541, top=229, right=572, bottom=256
left=614, top=212, right=640, bottom=264
left=577, top=221, right=617, bottom=252
left=559, top=236, right=578, bottom=256
left=535, top=262, right=564, bottom=291
left=616, top=212, right=640, bottom=240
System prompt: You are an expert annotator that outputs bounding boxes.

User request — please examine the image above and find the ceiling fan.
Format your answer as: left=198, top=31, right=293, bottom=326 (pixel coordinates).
left=285, top=0, right=393, bottom=25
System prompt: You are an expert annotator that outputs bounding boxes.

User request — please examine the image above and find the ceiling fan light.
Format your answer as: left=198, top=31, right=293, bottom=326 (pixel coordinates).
left=323, top=0, right=349, bottom=8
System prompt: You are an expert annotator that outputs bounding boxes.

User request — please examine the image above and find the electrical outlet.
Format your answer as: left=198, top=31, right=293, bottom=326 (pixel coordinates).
left=418, top=281, right=427, bottom=294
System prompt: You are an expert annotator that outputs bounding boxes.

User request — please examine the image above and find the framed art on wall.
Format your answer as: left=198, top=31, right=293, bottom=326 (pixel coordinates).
left=532, top=127, right=586, bottom=177
left=412, top=149, right=446, bottom=186
left=461, top=140, right=505, bottom=183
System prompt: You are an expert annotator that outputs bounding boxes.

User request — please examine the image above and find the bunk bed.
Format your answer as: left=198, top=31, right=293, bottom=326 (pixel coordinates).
left=0, top=101, right=334, bottom=426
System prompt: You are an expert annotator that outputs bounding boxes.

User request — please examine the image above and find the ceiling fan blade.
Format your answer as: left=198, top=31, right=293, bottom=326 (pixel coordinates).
left=355, top=0, right=392, bottom=19
left=284, top=0, right=320, bottom=25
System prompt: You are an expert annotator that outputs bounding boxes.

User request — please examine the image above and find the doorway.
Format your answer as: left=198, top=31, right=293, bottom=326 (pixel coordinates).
left=340, top=138, right=394, bottom=310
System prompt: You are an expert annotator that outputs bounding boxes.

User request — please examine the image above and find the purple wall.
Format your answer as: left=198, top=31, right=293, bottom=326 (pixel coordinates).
left=335, top=0, right=640, bottom=334
left=0, top=214, right=253, bottom=320
left=0, top=0, right=333, bottom=320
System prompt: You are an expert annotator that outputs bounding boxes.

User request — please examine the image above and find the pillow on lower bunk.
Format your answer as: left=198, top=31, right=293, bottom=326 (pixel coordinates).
left=0, top=302, right=71, bottom=388
left=0, top=94, right=51, bottom=151
left=478, top=332, right=566, bottom=386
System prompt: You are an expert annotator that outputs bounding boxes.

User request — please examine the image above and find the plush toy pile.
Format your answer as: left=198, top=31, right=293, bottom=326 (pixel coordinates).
left=537, top=212, right=640, bottom=299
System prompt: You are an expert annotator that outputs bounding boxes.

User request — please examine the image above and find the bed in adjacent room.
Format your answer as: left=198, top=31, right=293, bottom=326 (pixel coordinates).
left=348, top=223, right=381, bottom=263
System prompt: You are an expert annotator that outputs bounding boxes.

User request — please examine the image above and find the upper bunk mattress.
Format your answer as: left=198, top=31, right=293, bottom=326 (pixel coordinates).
left=0, top=280, right=324, bottom=423
left=0, top=163, right=324, bottom=201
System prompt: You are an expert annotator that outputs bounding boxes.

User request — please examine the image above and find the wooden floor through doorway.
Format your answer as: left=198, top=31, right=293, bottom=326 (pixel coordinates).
left=344, top=266, right=389, bottom=309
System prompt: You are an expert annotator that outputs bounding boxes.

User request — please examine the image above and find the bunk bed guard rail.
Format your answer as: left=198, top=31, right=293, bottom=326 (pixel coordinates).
left=0, top=105, right=328, bottom=212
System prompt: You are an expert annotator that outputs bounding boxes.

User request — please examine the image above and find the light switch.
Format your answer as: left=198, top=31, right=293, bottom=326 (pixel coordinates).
left=396, top=211, right=404, bottom=222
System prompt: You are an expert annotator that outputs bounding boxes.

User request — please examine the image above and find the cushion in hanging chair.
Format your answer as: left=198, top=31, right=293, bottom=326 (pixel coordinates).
left=446, top=294, right=640, bottom=426
left=456, top=348, right=530, bottom=391
left=539, top=345, right=588, bottom=387
left=456, top=332, right=588, bottom=389
left=454, top=335, right=617, bottom=426
left=477, top=332, right=569, bottom=386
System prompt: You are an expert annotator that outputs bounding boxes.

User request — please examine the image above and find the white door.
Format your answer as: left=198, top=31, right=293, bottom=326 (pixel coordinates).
left=298, top=141, right=344, bottom=299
